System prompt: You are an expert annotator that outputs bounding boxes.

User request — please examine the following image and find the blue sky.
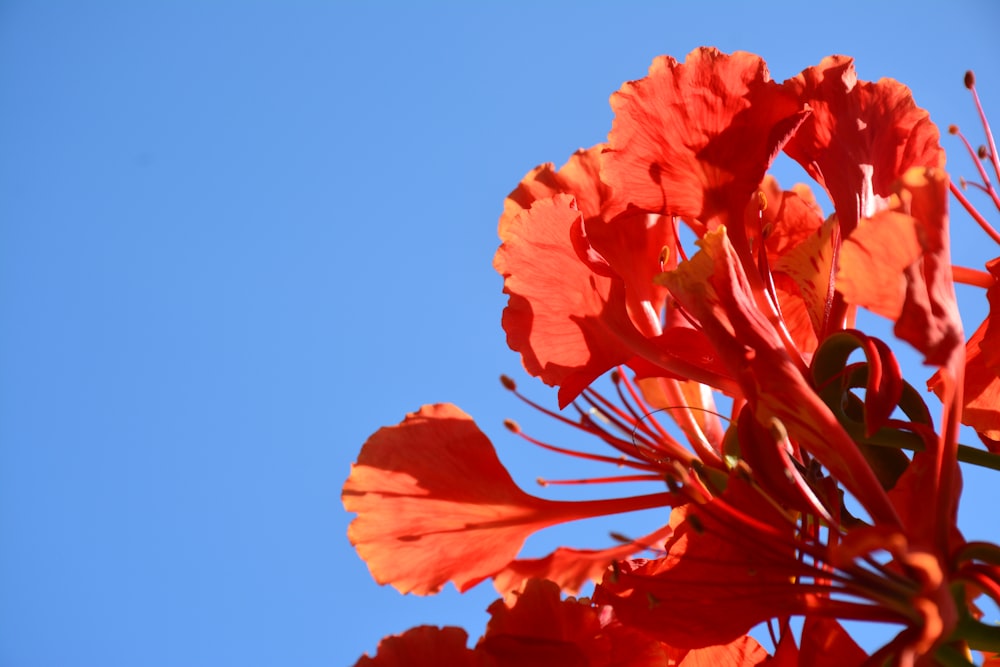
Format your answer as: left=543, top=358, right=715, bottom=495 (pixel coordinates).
left=2, top=2, right=1000, bottom=666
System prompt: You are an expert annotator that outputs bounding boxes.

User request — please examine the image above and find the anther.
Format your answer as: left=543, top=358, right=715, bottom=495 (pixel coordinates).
left=504, top=419, right=521, bottom=433
left=500, top=375, right=517, bottom=391
left=949, top=124, right=959, bottom=135
left=965, top=70, right=976, bottom=89
left=756, top=189, right=768, bottom=212
left=979, top=145, right=989, bottom=160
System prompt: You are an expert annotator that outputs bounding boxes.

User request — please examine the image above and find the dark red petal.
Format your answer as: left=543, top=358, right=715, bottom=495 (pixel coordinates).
left=797, top=617, right=868, bottom=667
left=477, top=578, right=670, bottom=667
left=595, top=479, right=812, bottom=649
left=354, top=626, right=478, bottom=667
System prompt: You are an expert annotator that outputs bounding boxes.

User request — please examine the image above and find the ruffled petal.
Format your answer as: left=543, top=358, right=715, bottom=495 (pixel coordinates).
left=782, top=56, right=945, bottom=235
left=499, top=146, right=608, bottom=237
left=495, top=194, right=639, bottom=406
left=603, top=47, right=807, bottom=238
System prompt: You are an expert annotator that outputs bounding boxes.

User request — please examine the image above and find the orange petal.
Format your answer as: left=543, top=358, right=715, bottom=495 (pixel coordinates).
left=956, top=318, right=1000, bottom=447
left=354, top=626, right=477, bottom=667
left=603, top=47, right=806, bottom=235
left=774, top=217, right=836, bottom=340
left=490, top=522, right=674, bottom=600
left=581, top=210, right=675, bottom=338
left=783, top=56, right=944, bottom=235
left=931, top=256, right=1000, bottom=447
left=676, top=637, right=770, bottom=667
left=837, top=210, right=922, bottom=319
left=891, top=168, right=964, bottom=372
left=344, top=404, right=677, bottom=594
left=758, top=176, right=825, bottom=255
left=499, top=146, right=608, bottom=238
left=343, top=404, right=561, bottom=594
left=495, top=194, right=640, bottom=406
left=758, top=176, right=827, bottom=349
left=636, top=375, right=726, bottom=459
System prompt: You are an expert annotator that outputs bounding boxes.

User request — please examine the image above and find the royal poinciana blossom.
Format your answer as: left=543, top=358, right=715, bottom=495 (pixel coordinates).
left=345, top=48, right=1000, bottom=665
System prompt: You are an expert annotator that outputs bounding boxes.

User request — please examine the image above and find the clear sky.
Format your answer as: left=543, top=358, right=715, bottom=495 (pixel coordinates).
left=2, top=2, right=1000, bottom=666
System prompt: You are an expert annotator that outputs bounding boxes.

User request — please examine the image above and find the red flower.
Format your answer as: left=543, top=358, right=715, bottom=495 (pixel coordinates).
left=354, top=579, right=770, bottom=667
left=495, top=147, right=737, bottom=408
left=346, top=48, right=1000, bottom=664
left=343, top=403, right=679, bottom=596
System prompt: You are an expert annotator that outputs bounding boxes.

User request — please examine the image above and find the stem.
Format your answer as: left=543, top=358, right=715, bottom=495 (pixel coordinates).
left=858, top=427, right=1000, bottom=471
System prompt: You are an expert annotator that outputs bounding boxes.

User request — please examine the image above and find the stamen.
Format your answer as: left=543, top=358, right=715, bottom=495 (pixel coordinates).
left=536, top=473, right=668, bottom=486
left=949, top=123, right=1000, bottom=206
left=965, top=70, right=1000, bottom=186
left=506, top=420, right=663, bottom=472
left=949, top=180, right=1000, bottom=244
left=952, top=265, right=994, bottom=288
left=658, top=245, right=670, bottom=270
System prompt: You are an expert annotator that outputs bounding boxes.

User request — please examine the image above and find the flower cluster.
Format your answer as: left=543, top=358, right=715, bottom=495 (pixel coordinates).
left=344, top=48, right=1000, bottom=666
